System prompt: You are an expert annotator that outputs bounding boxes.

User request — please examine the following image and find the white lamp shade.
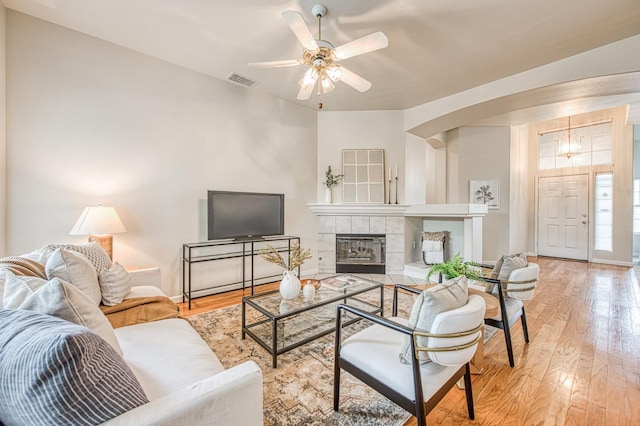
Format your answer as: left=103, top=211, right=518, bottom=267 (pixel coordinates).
left=70, top=206, right=126, bottom=235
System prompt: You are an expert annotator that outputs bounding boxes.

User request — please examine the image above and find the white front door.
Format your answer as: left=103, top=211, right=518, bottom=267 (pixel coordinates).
left=538, top=174, right=589, bottom=260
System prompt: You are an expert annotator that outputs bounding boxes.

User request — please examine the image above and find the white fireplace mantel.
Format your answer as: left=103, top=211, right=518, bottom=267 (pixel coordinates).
left=308, top=203, right=488, bottom=218
left=307, top=204, right=409, bottom=216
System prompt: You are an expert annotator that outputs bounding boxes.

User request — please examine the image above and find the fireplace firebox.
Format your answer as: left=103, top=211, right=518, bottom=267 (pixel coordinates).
left=336, top=234, right=386, bottom=274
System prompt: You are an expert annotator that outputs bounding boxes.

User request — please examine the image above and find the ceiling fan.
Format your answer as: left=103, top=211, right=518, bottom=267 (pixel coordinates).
left=248, top=4, right=388, bottom=102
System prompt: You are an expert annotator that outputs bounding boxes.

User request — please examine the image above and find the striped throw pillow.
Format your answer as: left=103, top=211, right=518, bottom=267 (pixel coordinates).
left=0, top=308, right=149, bottom=425
left=0, top=256, right=46, bottom=278
left=98, top=261, right=133, bottom=306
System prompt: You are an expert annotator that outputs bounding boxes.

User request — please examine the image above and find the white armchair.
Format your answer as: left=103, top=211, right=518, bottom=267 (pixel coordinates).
left=334, top=286, right=486, bottom=426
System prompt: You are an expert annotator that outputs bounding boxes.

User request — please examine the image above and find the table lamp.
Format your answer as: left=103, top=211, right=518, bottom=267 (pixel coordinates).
left=70, top=205, right=126, bottom=259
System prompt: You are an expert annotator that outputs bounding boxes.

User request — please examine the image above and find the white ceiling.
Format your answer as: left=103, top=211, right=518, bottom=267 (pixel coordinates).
left=4, top=0, right=640, bottom=128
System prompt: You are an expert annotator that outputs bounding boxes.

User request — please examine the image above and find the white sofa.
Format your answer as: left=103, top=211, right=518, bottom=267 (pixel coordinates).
left=106, top=268, right=264, bottom=425
left=0, top=247, right=263, bottom=426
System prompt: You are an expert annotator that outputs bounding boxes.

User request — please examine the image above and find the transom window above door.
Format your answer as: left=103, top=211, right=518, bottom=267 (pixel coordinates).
left=538, top=121, right=612, bottom=170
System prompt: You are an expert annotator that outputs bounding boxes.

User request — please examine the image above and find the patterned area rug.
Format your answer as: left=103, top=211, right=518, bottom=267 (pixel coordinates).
left=189, top=289, right=499, bottom=426
left=189, top=291, right=412, bottom=426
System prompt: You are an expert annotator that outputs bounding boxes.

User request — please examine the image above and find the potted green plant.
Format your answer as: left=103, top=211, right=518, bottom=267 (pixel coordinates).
left=426, top=253, right=485, bottom=283
left=323, top=165, right=343, bottom=204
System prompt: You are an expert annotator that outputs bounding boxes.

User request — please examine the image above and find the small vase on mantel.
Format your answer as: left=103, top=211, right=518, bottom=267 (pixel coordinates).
left=324, top=187, right=333, bottom=204
left=280, top=270, right=301, bottom=299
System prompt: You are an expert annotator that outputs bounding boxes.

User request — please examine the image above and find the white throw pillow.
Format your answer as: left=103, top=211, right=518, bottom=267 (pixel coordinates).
left=399, top=276, right=468, bottom=364
left=45, top=248, right=102, bottom=305
left=99, top=262, right=132, bottom=306
left=486, top=253, right=528, bottom=293
left=3, top=272, right=123, bottom=355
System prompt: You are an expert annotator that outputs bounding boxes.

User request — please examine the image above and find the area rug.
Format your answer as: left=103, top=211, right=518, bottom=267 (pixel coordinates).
left=189, top=290, right=413, bottom=426
left=189, top=289, right=498, bottom=426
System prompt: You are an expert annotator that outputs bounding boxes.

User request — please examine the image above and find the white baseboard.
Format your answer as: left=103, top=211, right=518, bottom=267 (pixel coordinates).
left=590, top=258, right=634, bottom=267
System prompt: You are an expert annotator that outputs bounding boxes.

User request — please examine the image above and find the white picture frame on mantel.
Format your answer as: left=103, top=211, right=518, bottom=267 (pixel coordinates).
left=470, top=179, right=500, bottom=209
left=342, top=149, right=385, bottom=204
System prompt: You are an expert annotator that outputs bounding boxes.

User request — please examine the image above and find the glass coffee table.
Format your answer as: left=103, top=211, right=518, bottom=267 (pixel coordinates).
left=241, top=274, right=384, bottom=368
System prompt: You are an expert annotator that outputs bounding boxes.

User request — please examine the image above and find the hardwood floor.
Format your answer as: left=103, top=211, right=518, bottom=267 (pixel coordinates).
left=177, top=257, right=640, bottom=425
left=177, top=282, right=280, bottom=316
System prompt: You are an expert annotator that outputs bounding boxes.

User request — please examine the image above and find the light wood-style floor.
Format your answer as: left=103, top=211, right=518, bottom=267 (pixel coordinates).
left=177, top=257, right=640, bottom=425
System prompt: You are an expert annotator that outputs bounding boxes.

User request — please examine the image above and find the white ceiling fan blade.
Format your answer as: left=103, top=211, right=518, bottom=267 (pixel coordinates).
left=282, top=10, right=319, bottom=51
left=334, top=31, right=388, bottom=60
left=248, top=59, right=303, bottom=69
left=338, top=67, right=372, bottom=92
left=297, top=83, right=314, bottom=100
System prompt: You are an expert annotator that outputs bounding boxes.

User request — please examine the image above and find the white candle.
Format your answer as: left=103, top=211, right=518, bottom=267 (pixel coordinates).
left=388, top=168, right=391, bottom=181
left=395, top=165, right=398, bottom=178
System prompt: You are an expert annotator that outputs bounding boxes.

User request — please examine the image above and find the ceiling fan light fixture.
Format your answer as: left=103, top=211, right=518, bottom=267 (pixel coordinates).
left=299, top=67, right=319, bottom=89
left=320, top=75, right=335, bottom=93
left=249, top=4, right=388, bottom=102
left=325, top=64, right=342, bottom=82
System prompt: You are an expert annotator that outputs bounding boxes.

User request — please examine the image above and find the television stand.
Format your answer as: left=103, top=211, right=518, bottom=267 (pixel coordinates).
left=182, top=235, right=301, bottom=309
left=232, top=236, right=266, bottom=242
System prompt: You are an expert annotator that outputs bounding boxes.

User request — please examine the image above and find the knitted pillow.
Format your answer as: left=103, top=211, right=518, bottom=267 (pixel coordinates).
left=399, top=276, right=468, bottom=364
left=0, top=308, right=148, bottom=425
left=43, top=242, right=112, bottom=273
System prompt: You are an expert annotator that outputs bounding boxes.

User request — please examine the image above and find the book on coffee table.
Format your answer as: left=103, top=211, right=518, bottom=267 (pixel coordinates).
left=322, top=276, right=359, bottom=291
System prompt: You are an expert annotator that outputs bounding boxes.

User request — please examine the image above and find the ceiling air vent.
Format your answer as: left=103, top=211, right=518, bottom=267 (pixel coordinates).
left=226, top=72, right=258, bottom=88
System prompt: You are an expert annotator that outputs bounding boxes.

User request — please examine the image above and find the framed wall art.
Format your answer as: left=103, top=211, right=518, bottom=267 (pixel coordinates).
left=342, top=149, right=385, bottom=204
left=470, top=179, right=500, bottom=209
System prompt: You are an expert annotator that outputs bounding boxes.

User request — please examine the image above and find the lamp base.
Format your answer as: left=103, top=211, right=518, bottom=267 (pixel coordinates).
left=88, top=234, right=113, bottom=259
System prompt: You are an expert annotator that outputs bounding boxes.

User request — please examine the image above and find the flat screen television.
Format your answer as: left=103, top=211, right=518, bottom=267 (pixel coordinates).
left=207, top=190, right=285, bottom=240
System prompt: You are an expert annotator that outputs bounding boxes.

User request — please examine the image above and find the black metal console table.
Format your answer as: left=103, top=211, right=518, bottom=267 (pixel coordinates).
left=182, top=236, right=300, bottom=309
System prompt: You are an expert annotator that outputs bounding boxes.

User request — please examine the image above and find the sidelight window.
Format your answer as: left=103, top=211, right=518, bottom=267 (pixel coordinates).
left=594, top=173, right=613, bottom=252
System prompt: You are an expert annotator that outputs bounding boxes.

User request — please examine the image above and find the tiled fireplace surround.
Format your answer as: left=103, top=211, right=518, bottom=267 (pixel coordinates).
left=317, top=214, right=410, bottom=274
left=309, top=204, right=488, bottom=276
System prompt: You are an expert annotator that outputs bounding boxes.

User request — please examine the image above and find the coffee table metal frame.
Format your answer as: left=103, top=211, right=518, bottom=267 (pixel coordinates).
left=241, top=274, right=384, bottom=368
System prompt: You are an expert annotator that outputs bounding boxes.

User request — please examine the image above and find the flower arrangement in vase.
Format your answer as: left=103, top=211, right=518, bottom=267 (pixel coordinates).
left=323, top=165, right=343, bottom=204
left=260, top=242, right=312, bottom=299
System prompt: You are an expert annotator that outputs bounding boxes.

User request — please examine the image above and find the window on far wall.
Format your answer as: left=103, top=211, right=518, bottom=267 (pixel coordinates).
left=538, top=122, right=612, bottom=170
left=594, top=173, right=613, bottom=252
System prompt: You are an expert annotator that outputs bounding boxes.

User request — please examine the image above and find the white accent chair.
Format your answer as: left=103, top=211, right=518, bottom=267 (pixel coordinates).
left=333, top=287, right=486, bottom=426
left=483, top=262, right=539, bottom=367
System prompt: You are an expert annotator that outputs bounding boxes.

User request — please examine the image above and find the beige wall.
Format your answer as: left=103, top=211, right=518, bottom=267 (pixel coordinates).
left=317, top=110, right=405, bottom=204
left=509, top=124, right=530, bottom=255
left=5, top=11, right=318, bottom=296
left=404, top=132, right=427, bottom=204
left=527, top=106, right=633, bottom=264
left=449, top=126, right=511, bottom=262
